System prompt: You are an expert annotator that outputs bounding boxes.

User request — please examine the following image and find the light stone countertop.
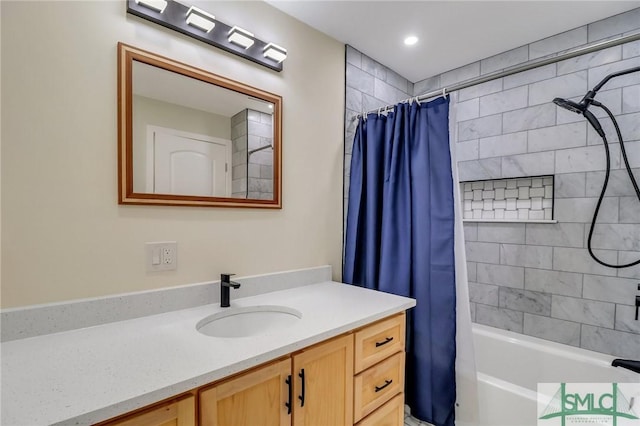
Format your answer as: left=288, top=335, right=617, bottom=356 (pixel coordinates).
left=1, top=281, right=415, bottom=426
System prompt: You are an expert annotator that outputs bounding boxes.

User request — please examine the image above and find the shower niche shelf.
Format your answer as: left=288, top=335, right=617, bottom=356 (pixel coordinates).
left=463, top=219, right=558, bottom=224
left=461, top=175, right=555, bottom=224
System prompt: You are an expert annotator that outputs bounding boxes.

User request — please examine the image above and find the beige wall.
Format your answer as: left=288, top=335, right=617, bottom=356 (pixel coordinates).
left=1, top=1, right=345, bottom=308
left=132, top=95, right=232, bottom=193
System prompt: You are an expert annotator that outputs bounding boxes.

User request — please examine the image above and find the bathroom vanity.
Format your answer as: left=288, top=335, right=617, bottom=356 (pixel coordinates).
left=1, top=274, right=415, bottom=426
left=99, top=312, right=406, bottom=426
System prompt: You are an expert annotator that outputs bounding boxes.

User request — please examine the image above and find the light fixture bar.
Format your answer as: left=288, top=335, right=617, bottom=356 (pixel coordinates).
left=135, top=0, right=167, bottom=13
left=228, top=26, right=254, bottom=49
left=127, top=0, right=284, bottom=72
left=263, top=43, right=287, bottom=63
left=186, top=7, right=215, bottom=33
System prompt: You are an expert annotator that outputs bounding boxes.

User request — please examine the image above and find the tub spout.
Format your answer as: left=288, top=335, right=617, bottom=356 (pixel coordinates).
left=612, top=359, right=640, bottom=374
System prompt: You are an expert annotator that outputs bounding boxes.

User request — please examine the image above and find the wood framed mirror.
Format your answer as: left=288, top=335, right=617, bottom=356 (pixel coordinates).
left=118, top=43, right=282, bottom=208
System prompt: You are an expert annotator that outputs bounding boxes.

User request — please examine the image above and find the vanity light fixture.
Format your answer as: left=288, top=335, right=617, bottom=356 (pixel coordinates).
left=135, top=0, right=167, bottom=13
left=186, top=6, right=215, bottom=33
left=228, top=26, right=255, bottom=49
left=263, top=43, right=287, bottom=63
left=127, top=0, right=286, bottom=71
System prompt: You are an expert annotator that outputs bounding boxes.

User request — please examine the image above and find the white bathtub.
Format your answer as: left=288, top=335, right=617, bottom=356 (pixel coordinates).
left=457, top=324, right=639, bottom=426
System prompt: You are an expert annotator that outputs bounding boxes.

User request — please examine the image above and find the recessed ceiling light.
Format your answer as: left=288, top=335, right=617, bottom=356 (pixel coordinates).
left=404, top=36, right=419, bottom=46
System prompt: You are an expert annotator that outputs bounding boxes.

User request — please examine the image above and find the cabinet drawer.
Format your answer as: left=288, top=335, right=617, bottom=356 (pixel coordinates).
left=354, top=352, right=405, bottom=422
left=355, top=313, right=405, bottom=373
left=355, top=393, right=404, bottom=426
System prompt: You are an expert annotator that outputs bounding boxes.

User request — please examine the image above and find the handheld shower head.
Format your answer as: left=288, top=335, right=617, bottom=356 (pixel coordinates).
left=553, top=97, right=603, bottom=136
left=554, top=66, right=640, bottom=117
left=552, top=97, right=584, bottom=114
left=552, top=65, right=640, bottom=270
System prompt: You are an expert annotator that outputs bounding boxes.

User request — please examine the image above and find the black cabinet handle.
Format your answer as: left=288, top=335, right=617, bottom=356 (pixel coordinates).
left=375, top=337, right=394, bottom=347
left=285, top=375, right=292, bottom=414
left=298, top=369, right=306, bottom=407
left=374, top=379, right=393, bottom=393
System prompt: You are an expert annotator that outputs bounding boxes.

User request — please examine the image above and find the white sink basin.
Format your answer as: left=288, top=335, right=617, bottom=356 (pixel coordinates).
left=196, top=305, right=302, bottom=338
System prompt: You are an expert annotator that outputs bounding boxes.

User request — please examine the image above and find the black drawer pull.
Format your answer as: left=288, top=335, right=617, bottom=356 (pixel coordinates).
left=375, top=337, right=394, bottom=347
left=375, top=379, right=393, bottom=392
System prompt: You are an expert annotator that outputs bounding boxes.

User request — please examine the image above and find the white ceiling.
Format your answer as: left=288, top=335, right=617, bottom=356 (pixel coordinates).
left=268, top=1, right=640, bottom=83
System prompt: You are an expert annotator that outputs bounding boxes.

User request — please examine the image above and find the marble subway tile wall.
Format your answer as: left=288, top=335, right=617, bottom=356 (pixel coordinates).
left=344, top=8, right=640, bottom=358
left=413, top=8, right=640, bottom=357
left=344, top=46, right=414, bottom=228
left=247, top=110, right=274, bottom=200
left=231, top=110, right=248, bottom=198
left=231, top=109, right=274, bottom=200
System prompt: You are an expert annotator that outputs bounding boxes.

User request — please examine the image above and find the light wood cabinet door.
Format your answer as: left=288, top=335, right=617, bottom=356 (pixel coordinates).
left=200, top=358, right=292, bottom=426
left=105, top=395, right=195, bottom=426
left=292, top=334, right=354, bottom=426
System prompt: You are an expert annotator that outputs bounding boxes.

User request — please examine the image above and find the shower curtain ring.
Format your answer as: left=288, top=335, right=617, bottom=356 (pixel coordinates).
left=442, top=87, right=447, bottom=98
left=415, top=96, right=421, bottom=105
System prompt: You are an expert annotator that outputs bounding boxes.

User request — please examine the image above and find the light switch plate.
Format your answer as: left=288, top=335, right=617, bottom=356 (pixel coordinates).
left=145, top=241, right=177, bottom=272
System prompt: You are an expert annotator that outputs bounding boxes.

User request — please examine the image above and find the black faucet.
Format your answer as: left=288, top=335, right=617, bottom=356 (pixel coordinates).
left=220, top=273, right=241, bottom=308
left=612, top=359, right=640, bottom=375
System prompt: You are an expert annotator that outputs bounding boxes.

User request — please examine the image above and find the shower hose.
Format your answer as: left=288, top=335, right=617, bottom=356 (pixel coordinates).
left=587, top=100, right=640, bottom=268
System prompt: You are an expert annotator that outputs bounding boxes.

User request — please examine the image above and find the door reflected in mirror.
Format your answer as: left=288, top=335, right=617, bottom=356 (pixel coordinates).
left=118, top=43, right=282, bottom=208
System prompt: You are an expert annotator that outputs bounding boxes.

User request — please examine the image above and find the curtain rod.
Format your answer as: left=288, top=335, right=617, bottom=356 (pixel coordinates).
left=355, top=30, right=640, bottom=120
left=248, top=143, right=273, bottom=156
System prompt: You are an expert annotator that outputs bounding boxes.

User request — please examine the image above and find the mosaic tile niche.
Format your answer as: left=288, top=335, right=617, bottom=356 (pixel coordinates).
left=461, top=176, right=554, bottom=222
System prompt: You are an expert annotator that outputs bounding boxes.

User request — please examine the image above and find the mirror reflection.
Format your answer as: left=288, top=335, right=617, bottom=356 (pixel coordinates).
left=118, top=43, right=282, bottom=208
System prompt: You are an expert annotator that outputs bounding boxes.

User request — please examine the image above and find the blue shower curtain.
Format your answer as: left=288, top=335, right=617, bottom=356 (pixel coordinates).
left=344, top=98, right=456, bottom=426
